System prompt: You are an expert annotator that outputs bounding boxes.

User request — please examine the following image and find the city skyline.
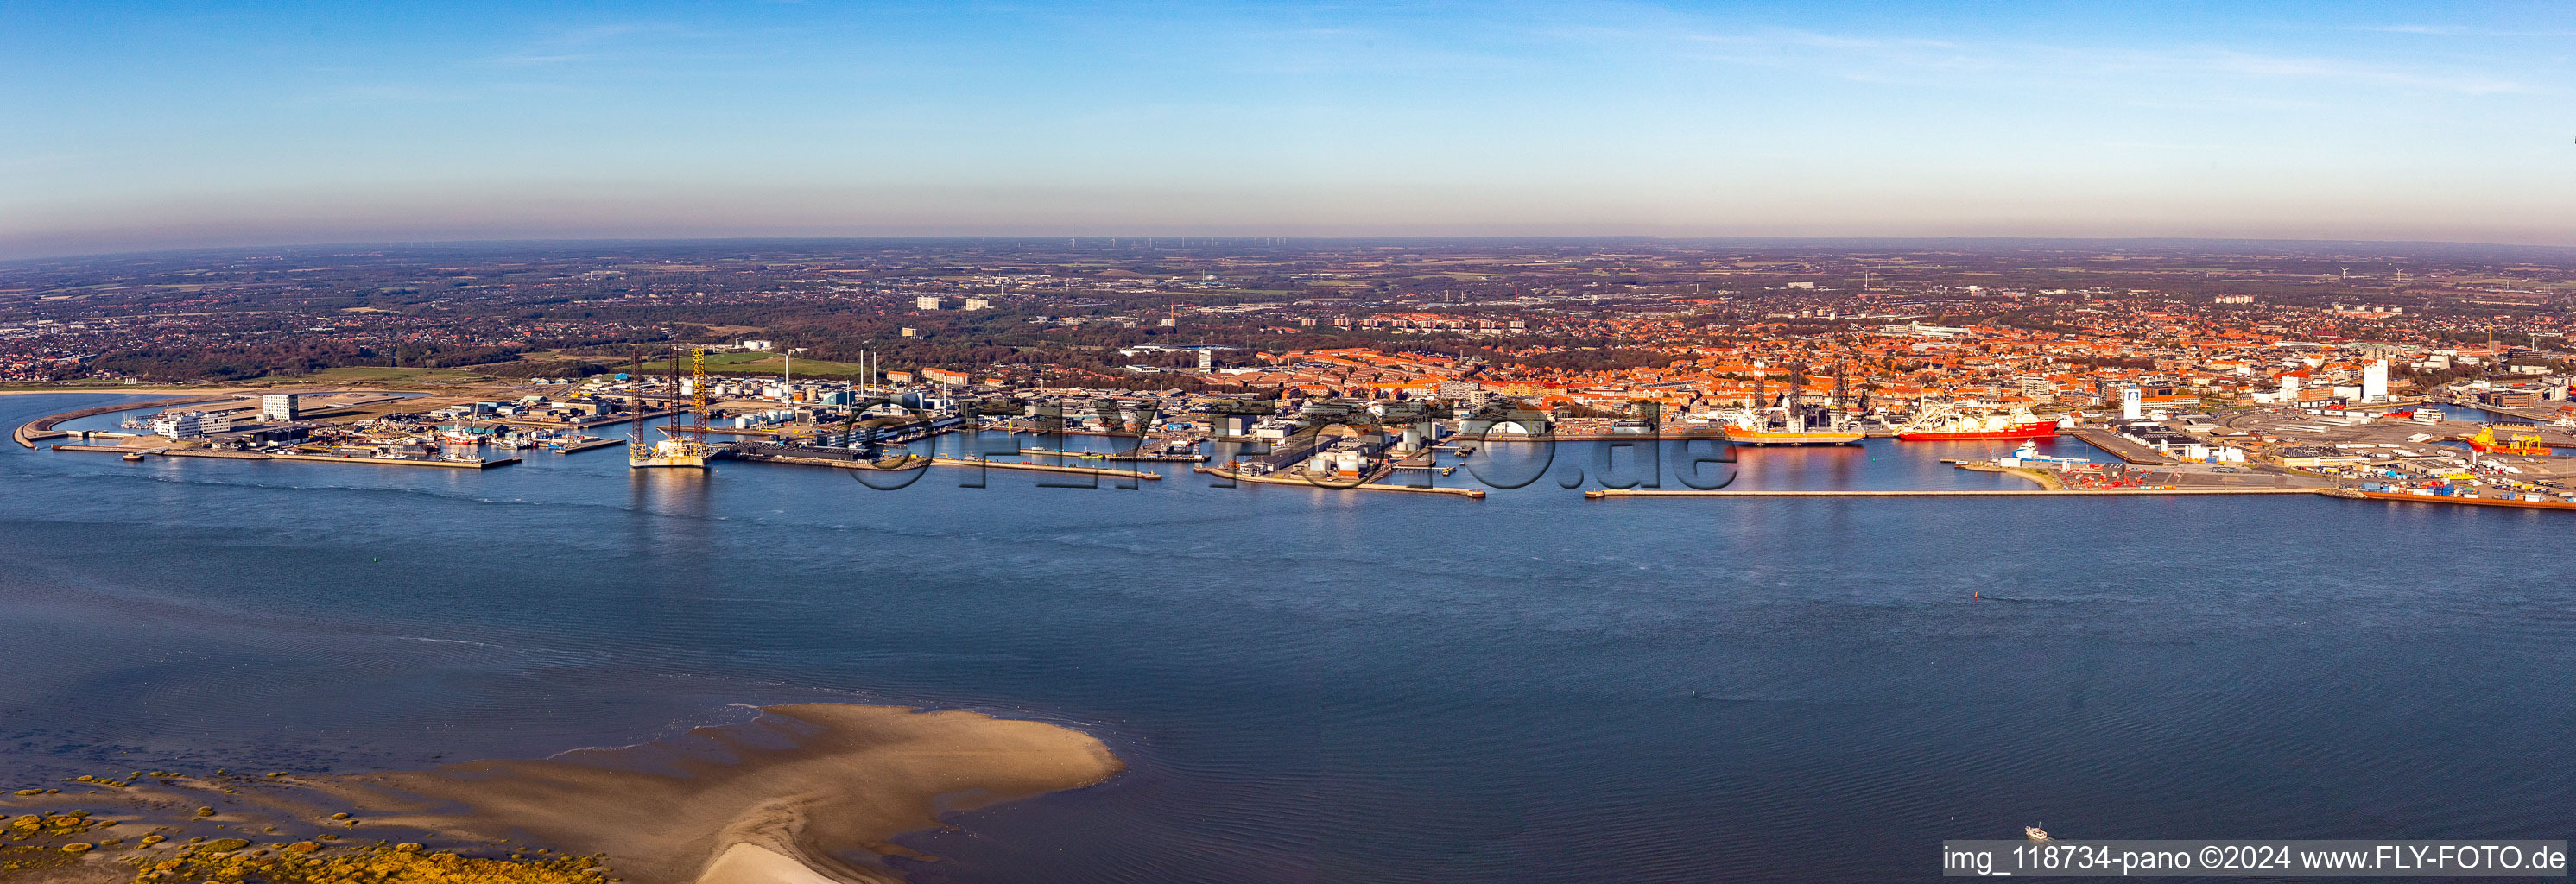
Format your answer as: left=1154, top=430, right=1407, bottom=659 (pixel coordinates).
left=9, top=7, right=2576, bottom=881
left=7, top=1, right=2575, bottom=258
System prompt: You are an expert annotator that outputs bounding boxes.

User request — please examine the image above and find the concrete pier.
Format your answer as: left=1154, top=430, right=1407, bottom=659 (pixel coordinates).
left=1585, top=488, right=2321, bottom=499
left=66, top=447, right=525, bottom=468
left=927, top=457, right=1161, bottom=480
left=733, top=451, right=1159, bottom=481
left=550, top=438, right=626, bottom=454
left=1198, top=466, right=1485, bottom=498
left=2064, top=427, right=2176, bottom=464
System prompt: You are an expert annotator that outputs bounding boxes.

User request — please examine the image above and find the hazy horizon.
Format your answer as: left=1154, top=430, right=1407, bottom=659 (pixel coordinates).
left=8, top=1, right=2574, bottom=259
left=22, top=233, right=2576, bottom=267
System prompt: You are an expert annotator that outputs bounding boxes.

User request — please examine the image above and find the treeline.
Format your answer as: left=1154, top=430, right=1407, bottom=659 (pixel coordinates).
left=92, top=343, right=385, bottom=380
left=389, top=344, right=521, bottom=368
left=91, top=341, right=540, bottom=380
left=480, top=359, right=609, bottom=378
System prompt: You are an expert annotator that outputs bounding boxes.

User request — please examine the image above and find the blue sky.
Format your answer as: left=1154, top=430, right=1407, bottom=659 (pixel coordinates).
left=3, top=1, right=2573, bottom=256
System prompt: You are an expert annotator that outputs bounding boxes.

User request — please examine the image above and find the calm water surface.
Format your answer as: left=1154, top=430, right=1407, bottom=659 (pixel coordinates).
left=2, top=394, right=2570, bottom=882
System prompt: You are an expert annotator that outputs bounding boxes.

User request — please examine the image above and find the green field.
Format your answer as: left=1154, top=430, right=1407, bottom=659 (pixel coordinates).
left=0, top=383, right=210, bottom=393
left=285, top=366, right=498, bottom=385
left=636, top=352, right=869, bottom=376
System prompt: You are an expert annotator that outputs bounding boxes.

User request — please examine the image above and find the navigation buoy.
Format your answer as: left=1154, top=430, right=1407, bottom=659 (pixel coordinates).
left=1972, top=590, right=1980, bottom=598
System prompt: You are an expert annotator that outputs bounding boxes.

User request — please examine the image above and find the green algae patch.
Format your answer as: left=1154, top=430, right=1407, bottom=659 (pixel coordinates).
left=1, top=786, right=609, bottom=884
left=133, top=841, right=610, bottom=884
left=0, top=810, right=118, bottom=877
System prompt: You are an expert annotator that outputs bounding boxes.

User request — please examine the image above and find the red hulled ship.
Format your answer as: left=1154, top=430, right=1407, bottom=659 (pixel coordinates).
left=1895, top=406, right=2062, bottom=442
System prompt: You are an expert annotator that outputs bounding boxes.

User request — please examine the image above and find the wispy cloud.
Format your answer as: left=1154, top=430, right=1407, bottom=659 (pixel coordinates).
left=297, top=84, right=485, bottom=104
left=480, top=53, right=592, bottom=67
left=2095, top=47, right=2538, bottom=96
left=471, top=21, right=706, bottom=68
left=2347, top=24, right=2576, bottom=37
left=1600, top=23, right=2545, bottom=97
left=560, top=22, right=684, bottom=45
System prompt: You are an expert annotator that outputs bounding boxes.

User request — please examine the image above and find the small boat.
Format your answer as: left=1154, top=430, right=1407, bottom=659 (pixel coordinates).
left=121, top=451, right=146, bottom=462
left=2025, top=825, right=2052, bottom=842
left=2008, top=441, right=2092, bottom=464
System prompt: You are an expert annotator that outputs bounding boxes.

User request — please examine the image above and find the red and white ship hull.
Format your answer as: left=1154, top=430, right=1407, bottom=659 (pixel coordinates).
left=1896, top=420, right=2060, bottom=442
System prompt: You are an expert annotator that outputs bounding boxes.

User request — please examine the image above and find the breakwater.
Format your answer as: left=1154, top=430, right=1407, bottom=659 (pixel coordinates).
left=14, top=395, right=229, bottom=447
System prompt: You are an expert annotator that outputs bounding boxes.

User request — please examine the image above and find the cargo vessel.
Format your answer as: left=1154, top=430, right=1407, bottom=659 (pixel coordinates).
left=1895, top=405, right=2061, bottom=441
left=2460, top=426, right=2550, bottom=456
left=2340, top=485, right=2576, bottom=511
